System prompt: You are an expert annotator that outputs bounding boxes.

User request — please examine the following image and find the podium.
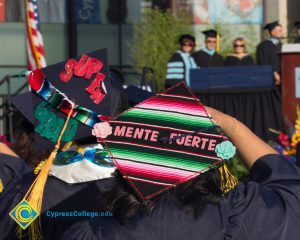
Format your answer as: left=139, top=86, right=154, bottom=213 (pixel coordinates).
left=189, top=66, right=274, bottom=93
left=281, top=44, right=300, bottom=122
left=189, top=66, right=284, bottom=141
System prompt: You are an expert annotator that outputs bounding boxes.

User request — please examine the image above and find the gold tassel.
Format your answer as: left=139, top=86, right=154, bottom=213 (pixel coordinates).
left=216, top=33, right=220, bottom=52
left=0, top=178, right=3, bottom=193
left=219, top=163, right=238, bottom=194
left=17, top=103, right=76, bottom=240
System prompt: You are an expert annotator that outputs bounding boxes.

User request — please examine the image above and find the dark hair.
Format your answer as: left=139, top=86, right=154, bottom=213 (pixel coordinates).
left=11, top=113, right=50, bottom=168
left=102, top=167, right=223, bottom=224
left=178, top=34, right=195, bottom=45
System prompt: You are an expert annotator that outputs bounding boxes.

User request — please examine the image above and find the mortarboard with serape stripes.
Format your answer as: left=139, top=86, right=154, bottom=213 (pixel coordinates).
left=104, top=82, right=236, bottom=202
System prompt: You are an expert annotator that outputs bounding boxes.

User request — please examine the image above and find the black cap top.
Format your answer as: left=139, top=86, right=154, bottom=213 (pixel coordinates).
left=294, top=21, right=300, bottom=29
left=263, top=21, right=281, bottom=32
left=11, top=48, right=121, bottom=151
left=202, top=29, right=218, bottom=38
left=178, top=34, right=195, bottom=45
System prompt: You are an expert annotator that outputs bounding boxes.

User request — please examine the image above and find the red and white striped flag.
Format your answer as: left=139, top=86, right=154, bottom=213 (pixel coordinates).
left=26, top=0, right=46, bottom=70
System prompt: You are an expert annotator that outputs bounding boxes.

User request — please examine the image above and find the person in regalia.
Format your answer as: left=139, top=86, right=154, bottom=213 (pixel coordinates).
left=256, top=21, right=283, bottom=86
left=0, top=49, right=125, bottom=240
left=192, top=29, right=224, bottom=68
left=225, top=37, right=254, bottom=66
left=165, top=34, right=197, bottom=88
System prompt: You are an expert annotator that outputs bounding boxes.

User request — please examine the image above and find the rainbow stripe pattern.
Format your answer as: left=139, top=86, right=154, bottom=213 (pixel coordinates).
left=28, top=69, right=105, bottom=127
left=106, top=82, right=226, bottom=201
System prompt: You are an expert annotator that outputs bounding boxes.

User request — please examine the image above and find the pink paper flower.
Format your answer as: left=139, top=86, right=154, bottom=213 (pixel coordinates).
left=92, top=122, right=112, bottom=139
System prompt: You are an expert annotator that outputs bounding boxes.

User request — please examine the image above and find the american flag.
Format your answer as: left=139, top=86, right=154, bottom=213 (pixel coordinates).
left=26, top=0, right=46, bottom=70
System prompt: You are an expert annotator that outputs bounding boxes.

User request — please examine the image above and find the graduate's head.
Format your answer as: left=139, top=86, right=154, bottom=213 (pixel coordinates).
left=202, top=30, right=218, bottom=51
left=10, top=112, right=51, bottom=168
left=103, top=167, right=224, bottom=224
left=264, top=21, right=283, bottom=39
left=233, top=37, right=247, bottom=54
left=101, top=82, right=237, bottom=224
left=179, top=34, right=196, bottom=53
left=294, top=21, right=300, bottom=36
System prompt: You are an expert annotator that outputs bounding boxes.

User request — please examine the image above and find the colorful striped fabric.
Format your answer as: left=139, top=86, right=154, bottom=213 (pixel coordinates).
left=105, top=82, right=227, bottom=202
left=28, top=69, right=105, bottom=127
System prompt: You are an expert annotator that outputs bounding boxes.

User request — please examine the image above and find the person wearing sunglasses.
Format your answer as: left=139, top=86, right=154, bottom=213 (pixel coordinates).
left=225, top=38, right=254, bottom=66
left=165, top=34, right=198, bottom=88
left=256, top=21, right=283, bottom=86
left=192, top=29, right=224, bottom=68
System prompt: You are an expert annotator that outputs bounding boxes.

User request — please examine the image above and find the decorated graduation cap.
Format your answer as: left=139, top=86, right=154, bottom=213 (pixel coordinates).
left=9, top=49, right=121, bottom=238
left=263, top=21, right=281, bottom=33
left=12, top=93, right=116, bottom=184
left=48, top=142, right=116, bottom=183
left=12, top=48, right=121, bottom=150
left=104, top=82, right=237, bottom=202
left=294, top=21, right=300, bottom=29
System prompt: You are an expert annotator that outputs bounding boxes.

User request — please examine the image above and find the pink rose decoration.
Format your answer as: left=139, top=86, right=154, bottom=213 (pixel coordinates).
left=92, top=122, right=112, bottom=139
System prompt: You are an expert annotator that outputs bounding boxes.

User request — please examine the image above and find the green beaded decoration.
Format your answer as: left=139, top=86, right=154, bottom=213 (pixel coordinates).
left=34, top=101, right=79, bottom=142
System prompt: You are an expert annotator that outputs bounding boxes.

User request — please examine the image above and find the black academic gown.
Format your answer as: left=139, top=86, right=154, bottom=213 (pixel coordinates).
left=256, top=40, right=282, bottom=73
left=0, top=154, right=34, bottom=239
left=0, top=153, right=116, bottom=240
left=192, top=50, right=224, bottom=67
left=165, top=51, right=196, bottom=88
left=61, top=154, right=300, bottom=240
left=225, top=55, right=254, bottom=66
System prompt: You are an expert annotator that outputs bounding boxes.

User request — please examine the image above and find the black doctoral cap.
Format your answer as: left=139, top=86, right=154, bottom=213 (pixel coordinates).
left=263, top=21, right=281, bottom=33
left=202, top=29, right=219, bottom=38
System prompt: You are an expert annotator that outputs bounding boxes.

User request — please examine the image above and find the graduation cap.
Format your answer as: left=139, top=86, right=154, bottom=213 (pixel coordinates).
left=10, top=49, right=121, bottom=236
left=12, top=49, right=121, bottom=151
left=104, top=82, right=237, bottom=202
left=263, top=21, right=281, bottom=33
left=202, top=29, right=218, bottom=38
left=294, top=21, right=300, bottom=29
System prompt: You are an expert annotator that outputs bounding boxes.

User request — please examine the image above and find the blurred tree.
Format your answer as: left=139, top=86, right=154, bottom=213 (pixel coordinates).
left=215, top=23, right=259, bottom=60
left=129, top=8, right=192, bottom=91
